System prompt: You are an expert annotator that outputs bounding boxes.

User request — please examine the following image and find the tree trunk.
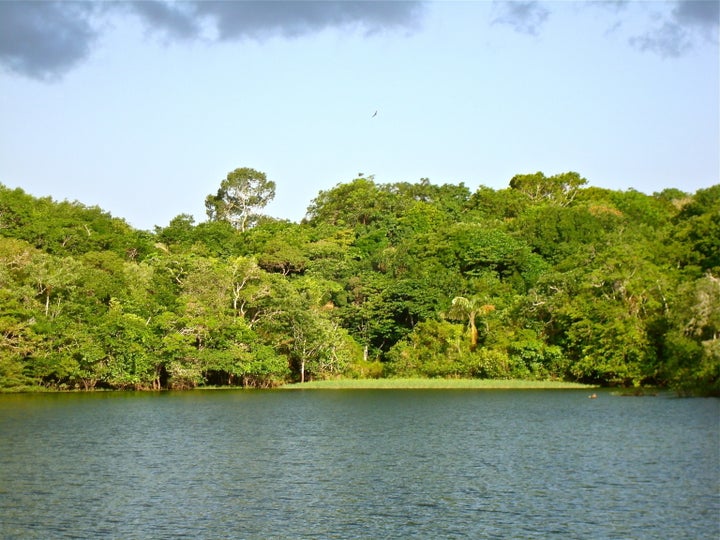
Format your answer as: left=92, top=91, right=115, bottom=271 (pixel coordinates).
left=469, top=311, right=478, bottom=351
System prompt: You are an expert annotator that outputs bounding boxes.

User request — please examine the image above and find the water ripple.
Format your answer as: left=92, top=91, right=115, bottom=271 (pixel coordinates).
left=0, top=390, right=717, bottom=539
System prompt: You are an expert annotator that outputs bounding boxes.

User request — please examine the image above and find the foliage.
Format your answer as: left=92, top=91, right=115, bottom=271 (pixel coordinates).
left=1, top=171, right=718, bottom=394
left=205, top=167, right=276, bottom=232
left=509, top=171, right=587, bottom=206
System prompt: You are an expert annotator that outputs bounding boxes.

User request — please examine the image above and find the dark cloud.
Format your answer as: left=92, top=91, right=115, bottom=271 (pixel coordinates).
left=491, top=0, right=718, bottom=58
left=627, top=0, right=719, bottom=58
left=630, top=21, right=693, bottom=58
left=192, top=1, right=425, bottom=40
left=122, top=1, right=201, bottom=41
left=587, top=1, right=630, bottom=11
left=674, top=0, right=720, bottom=31
left=491, top=1, right=550, bottom=36
left=0, top=0, right=425, bottom=81
left=0, top=1, right=100, bottom=81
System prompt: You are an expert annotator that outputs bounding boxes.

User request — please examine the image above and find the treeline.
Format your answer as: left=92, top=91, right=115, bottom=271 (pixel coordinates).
left=0, top=170, right=718, bottom=394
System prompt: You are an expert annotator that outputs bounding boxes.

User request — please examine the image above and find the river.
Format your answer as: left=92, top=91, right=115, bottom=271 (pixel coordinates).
left=0, top=389, right=717, bottom=539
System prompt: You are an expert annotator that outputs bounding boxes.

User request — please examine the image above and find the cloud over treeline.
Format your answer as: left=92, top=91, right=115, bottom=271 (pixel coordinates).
left=0, top=1, right=425, bottom=81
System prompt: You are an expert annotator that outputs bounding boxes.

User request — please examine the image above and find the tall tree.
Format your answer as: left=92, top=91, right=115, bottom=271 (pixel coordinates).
left=509, top=171, right=587, bottom=206
left=205, top=167, right=276, bottom=232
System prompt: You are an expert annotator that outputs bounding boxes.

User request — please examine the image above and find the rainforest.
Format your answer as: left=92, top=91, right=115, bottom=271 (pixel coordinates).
left=1, top=170, right=718, bottom=395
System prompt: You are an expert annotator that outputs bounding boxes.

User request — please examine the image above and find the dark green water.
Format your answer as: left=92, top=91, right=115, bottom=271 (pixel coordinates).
left=0, top=389, right=717, bottom=539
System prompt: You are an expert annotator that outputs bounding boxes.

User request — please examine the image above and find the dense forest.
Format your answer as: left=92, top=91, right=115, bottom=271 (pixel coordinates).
left=1, top=169, right=718, bottom=395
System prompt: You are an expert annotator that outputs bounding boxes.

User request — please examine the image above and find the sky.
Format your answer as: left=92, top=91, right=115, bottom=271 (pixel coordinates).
left=0, top=1, right=718, bottom=231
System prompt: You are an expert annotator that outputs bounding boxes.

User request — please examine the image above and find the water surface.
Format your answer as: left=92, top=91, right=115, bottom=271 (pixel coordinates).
left=0, top=389, right=717, bottom=539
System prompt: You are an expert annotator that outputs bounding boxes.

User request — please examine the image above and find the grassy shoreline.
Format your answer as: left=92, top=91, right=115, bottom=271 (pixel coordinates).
left=279, top=378, right=598, bottom=390
left=0, top=378, right=598, bottom=393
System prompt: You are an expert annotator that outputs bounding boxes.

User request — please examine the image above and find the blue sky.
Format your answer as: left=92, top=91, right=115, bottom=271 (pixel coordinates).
left=1, top=1, right=718, bottom=231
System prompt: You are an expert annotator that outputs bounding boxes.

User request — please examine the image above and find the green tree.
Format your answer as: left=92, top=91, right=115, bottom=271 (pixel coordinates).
left=289, top=311, right=359, bottom=383
left=662, top=272, right=720, bottom=394
left=513, top=204, right=622, bottom=263
left=96, top=299, right=161, bottom=389
left=154, top=213, right=196, bottom=251
left=306, top=177, right=392, bottom=228
left=386, top=319, right=471, bottom=378
left=671, top=185, right=720, bottom=273
left=205, top=167, right=276, bottom=232
left=434, top=223, right=546, bottom=289
left=247, top=220, right=310, bottom=276
left=0, top=184, right=152, bottom=258
left=509, top=171, right=587, bottom=206
left=25, top=252, right=82, bottom=318
left=467, top=185, right=529, bottom=220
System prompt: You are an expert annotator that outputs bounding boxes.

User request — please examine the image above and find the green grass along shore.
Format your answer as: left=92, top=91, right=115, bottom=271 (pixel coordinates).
left=280, top=378, right=598, bottom=390
left=0, top=378, right=599, bottom=393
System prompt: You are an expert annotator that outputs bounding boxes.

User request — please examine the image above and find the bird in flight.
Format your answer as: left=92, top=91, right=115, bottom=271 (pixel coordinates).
left=371, top=110, right=377, bottom=118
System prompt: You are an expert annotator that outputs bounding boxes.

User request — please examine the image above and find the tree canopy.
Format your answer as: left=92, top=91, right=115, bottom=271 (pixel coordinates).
left=1, top=172, right=718, bottom=395
left=205, top=167, right=276, bottom=232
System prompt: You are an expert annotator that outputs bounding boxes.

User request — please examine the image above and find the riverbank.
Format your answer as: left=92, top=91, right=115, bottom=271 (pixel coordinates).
left=280, top=378, right=598, bottom=390
left=0, top=378, right=599, bottom=393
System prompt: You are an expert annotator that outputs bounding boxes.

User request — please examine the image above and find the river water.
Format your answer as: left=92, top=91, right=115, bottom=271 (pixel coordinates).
left=0, top=389, right=717, bottom=539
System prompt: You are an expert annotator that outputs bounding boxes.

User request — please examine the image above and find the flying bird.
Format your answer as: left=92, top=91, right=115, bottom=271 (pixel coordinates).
left=371, top=110, right=377, bottom=118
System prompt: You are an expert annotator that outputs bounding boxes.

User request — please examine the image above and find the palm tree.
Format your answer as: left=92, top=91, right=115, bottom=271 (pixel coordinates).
left=446, top=296, right=495, bottom=351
